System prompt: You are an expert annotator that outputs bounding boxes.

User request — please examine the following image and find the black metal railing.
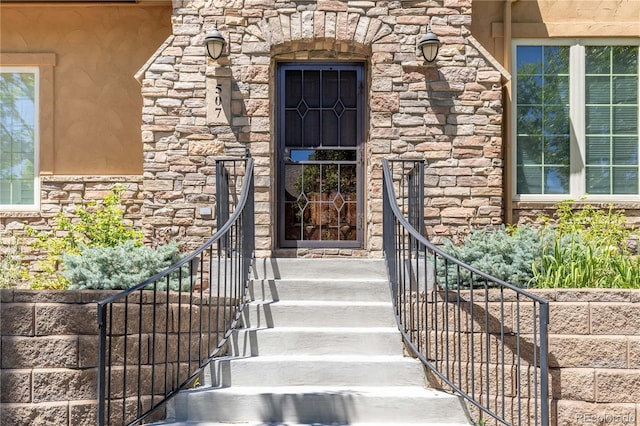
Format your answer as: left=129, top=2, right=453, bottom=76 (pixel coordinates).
left=97, top=156, right=254, bottom=426
left=382, top=159, right=549, bottom=426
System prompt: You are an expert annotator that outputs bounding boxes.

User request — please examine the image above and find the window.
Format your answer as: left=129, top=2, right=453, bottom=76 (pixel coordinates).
left=514, top=41, right=639, bottom=200
left=0, top=67, right=39, bottom=208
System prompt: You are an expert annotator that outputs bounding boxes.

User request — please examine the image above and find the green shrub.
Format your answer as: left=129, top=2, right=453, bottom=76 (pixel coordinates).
left=534, top=202, right=640, bottom=288
left=25, top=184, right=144, bottom=289
left=70, top=185, right=143, bottom=247
left=62, top=240, right=189, bottom=291
left=439, top=202, right=640, bottom=289
left=547, top=201, right=631, bottom=251
left=438, top=225, right=544, bottom=288
left=0, top=233, right=25, bottom=289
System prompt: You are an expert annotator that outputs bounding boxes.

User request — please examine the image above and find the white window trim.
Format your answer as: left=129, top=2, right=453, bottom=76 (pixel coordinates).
left=512, top=38, right=640, bottom=203
left=0, top=66, right=40, bottom=211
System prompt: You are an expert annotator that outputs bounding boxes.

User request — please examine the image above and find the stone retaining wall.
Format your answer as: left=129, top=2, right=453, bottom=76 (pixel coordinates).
left=543, top=289, right=640, bottom=426
left=0, top=289, right=229, bottom=426
left=1, top=290, right=112, bottom=425
left=3, top=287, right=639, bottom=425
left=421, top=289, right=640, bottom=426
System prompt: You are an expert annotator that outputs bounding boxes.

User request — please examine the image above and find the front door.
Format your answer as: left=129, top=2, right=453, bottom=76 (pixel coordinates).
left=277, top=63, right=364, bottom=248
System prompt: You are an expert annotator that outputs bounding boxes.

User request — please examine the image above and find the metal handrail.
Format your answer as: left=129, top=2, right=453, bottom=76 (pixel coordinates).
left=97, top=157, right=254, bottom=426
left=382, top=159, right=549, bottom=426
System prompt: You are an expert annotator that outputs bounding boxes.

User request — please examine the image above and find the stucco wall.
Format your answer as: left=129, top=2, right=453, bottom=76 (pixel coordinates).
left=472, top=0, right=640, bottom=66
left=0, top=4, right=172, bottom=175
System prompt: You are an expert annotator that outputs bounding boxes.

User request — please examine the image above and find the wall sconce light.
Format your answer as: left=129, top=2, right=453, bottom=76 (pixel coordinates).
left=204, top=25, right=227, bottom=60
left=417, top=21, right=440, bottom=63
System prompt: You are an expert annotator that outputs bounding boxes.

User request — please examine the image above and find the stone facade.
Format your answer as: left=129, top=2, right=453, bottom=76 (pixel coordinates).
left=139, top=0, right=505, bottom=257
left=513, top=201, right=640, bottom=230
left=3, top=0, right=639, bottom=259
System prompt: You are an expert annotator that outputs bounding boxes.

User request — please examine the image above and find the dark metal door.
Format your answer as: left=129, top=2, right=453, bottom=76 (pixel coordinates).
left=277, top=63, right=364, bottom=248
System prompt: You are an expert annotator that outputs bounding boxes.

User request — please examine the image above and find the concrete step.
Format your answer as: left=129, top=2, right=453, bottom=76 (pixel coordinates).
left=205, top=355, right=427, bottom=387
left=168, top=386, right=471, bottom=424
left=229, top=327, right=405, bottom=357
left=248, top=278, right=391, bottom=302
left=152, top=258, right=472, bottom=426
left=241, top=300, right=396, bottom=328
left=252, top=258, right=387, bottom=281
left=154, top=423, right=471, bottom=426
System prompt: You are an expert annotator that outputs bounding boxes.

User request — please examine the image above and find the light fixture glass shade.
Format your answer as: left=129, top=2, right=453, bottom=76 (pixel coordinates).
left=418, top=29, right=440, bottom=62
left=204, top=28, right=226, bottom=60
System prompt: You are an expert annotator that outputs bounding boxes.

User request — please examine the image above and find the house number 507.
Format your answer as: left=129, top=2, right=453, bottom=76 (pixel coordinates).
left=215, top=84, right=223, bottom=118
left=207, top=78, right=229, bottom=125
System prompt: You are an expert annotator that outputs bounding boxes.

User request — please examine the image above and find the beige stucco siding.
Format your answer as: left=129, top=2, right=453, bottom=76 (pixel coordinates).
left=0, top=4, right=171, bottom=175
left=473, top=0, right=640, bottom=67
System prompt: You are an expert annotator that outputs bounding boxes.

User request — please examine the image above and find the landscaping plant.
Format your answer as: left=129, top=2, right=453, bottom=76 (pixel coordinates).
left=0, top=232, right=25, bottom=288
left=438, top=225, right=544, bottom=288
left=61, top=240, right=189, bottom=291
left=439, top=201, right=640, bottom=289
left=25, top=184, right=144, bottom=289
left=534, top=202, right=640, bottom=288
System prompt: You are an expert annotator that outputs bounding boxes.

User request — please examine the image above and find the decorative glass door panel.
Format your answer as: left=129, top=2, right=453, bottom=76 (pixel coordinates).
left=278, top=64, right=364, bottom=248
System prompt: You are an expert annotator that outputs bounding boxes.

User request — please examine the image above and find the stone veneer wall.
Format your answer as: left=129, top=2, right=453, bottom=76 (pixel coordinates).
left=139, top=0, right=505, bottom=257
left=422, top=289, right=640, bottom=426
left=0, top=289, right=228, bottom=426
left=510, top=202, right=640, bottom=257
left=513, top=202, right=640, bottom=228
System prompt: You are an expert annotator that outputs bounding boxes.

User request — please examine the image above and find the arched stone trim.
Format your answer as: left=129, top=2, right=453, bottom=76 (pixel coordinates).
left=270, top=38, right=372, bottom=59
left=256, top=12, right=390, bottom=57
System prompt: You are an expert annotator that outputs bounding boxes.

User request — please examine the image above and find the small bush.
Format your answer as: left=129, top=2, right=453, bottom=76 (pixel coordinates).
left=438, top=225, right=544, bottom=288
left=547, top=201, right=631, bottom=251
left=62, top=240, right=189, bottom=291
left=534, top=202, right=640, bottom=288
left=439, top=202, right=640, bottom=290
left=0, top=233, right=25, bottom=289
left=25, top=184, right=144, bottom=289
left=71, top=185, right=143, bottom=248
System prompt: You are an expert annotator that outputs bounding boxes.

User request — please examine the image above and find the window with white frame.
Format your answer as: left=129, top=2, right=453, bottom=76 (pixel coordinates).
left=0, top=67, right=39, bottom=208
left=513, top=41, right=639, bottom=200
